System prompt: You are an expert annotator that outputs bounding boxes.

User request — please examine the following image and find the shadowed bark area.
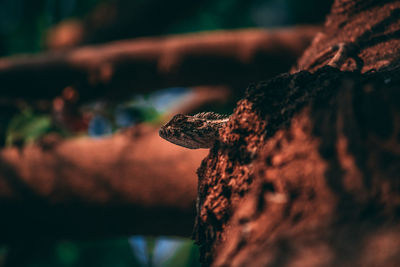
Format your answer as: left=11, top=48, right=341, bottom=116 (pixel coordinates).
left=0, top=126, right=208, bottom=241
left=194, top=0, right=400, bottom=266
left=0, top=27, right=317, bottom=101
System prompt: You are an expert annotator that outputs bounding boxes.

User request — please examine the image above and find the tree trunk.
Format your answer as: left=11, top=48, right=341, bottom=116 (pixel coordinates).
left=194, top=0, right=400, bottom=266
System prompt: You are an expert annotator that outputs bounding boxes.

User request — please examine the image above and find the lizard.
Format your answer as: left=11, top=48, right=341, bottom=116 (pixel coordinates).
left=159, top=112, right=230, bottom=149
left=160, top=42, right=363, bottom=150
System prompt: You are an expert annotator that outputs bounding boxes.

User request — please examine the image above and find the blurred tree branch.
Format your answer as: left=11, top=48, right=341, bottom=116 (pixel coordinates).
left=0, top=125, right=207, bottom=241
left=0, top=27, right=318, bottom=102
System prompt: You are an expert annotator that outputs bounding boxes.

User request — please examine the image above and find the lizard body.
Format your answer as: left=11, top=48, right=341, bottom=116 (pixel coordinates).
left=159, top=112, right=230, bottom=149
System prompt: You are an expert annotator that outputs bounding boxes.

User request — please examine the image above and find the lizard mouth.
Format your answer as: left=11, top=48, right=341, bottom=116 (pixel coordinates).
left=159, top=127, right=199, bottom=149
left=159, top=127, right=168, bottom=138
left=159, top=127, right=177, bottom=140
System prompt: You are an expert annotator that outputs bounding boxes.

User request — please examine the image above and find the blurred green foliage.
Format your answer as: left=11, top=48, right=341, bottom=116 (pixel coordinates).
left=52, top=239, right=140, bottom=267
left=0, top=238, right=200, bottom=267
left=0, top=0, right=105, bottom=55
left=5, top=109, right=52, bottom=146
left=8, top=239, right=140, bottom=267
left=167, top=0, right=254, bottom=34
left=163, top=240, right=200, bottom=267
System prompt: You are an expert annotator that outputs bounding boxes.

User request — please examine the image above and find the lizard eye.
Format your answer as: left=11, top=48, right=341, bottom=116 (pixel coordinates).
left=172, top=114, right=185, bottom=124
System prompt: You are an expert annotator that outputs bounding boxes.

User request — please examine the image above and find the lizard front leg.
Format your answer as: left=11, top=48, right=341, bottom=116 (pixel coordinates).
left=306, top=42, right=363, bottom=71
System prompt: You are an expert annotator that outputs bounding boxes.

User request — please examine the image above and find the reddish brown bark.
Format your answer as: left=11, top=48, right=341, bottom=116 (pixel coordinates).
left=0, top=125, right=208, bottom=241
left=0, top=27, right=317, bottom=101
left=194, top=0, right=400, bottom=266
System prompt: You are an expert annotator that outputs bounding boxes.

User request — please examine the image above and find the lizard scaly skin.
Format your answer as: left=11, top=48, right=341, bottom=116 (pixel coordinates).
left=159, top=112, right=230, bottom=149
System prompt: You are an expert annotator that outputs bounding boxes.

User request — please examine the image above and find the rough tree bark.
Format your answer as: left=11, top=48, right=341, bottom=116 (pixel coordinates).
left=194, top=0, right=400, bottom=266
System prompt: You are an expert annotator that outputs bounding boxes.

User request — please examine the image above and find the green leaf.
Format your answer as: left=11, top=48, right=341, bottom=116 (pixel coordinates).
left=6, top=110, right=52, bottom=146
left=163, top=239, right=201, bottom=267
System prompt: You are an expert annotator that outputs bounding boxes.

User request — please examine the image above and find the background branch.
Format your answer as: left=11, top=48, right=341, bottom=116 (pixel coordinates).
left=0, top=27, right=318, bottom=101
left=0, top=126, right=208, bottom=241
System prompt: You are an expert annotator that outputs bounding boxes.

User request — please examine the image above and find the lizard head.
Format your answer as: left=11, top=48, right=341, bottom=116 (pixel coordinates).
left=159, top=113, right=225, bottom=149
